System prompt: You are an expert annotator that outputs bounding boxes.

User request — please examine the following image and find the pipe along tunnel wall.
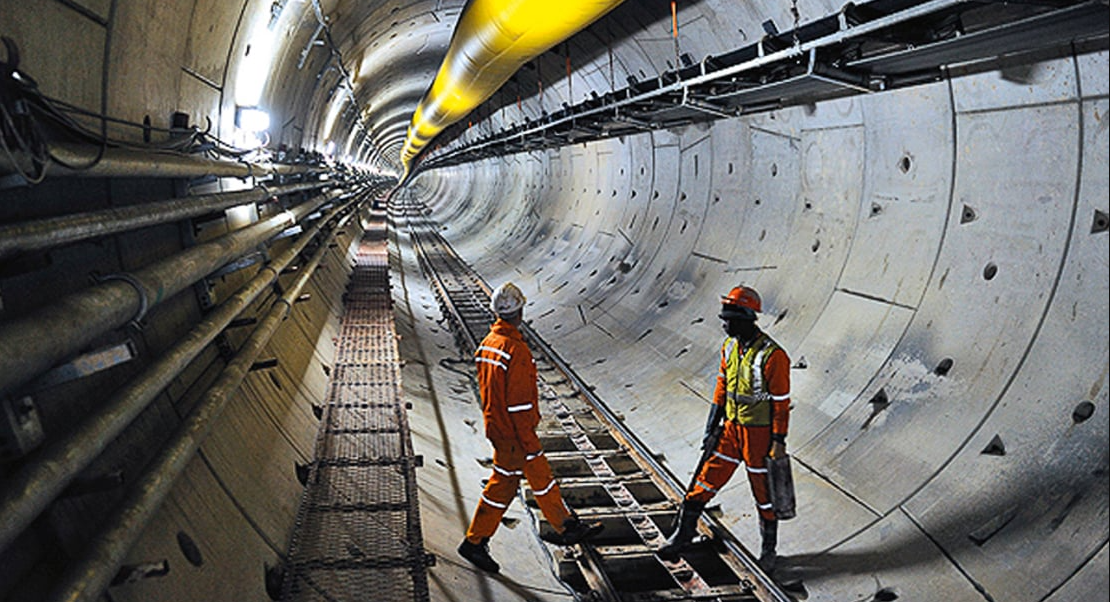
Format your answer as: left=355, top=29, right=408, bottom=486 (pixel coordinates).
left=0, top=0, right=1106, bottom=601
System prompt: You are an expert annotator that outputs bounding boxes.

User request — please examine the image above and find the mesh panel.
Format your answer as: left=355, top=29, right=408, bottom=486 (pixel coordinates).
left=282, top=232, right=429, bottom=602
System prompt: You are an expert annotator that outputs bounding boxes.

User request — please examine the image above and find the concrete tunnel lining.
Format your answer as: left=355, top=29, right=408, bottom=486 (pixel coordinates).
left=409, top=50, right=1108, bottom=601
left=0, top=0, right=1106, bottom=601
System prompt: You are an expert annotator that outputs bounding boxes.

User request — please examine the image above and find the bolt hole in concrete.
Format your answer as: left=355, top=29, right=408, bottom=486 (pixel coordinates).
left=176, top=531, right=204, bottom=566
left=771, top=163, right=778, bottom=177
left=934, top=358, right=953, bottom=376
left=982, top=262, right=998, bottom=280
left=981, top=434, right=1006, bottom=456
left=1072, top=400, right=1096, bottom=424
left=264, top=563, right=283, bottom=600
left=1092, top=209, right=1109, bottom=233
left=773, top=309, right=788, bottom=326
left=961, top=204, right=978, bottom=223
left=870, top=388, right=889, bottom=407
left=898, top=154, right=912, bottom=173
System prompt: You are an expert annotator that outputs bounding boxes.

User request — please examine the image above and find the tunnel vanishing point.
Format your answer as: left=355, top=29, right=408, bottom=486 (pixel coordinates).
left=0, top=1, right=1107, bottom=601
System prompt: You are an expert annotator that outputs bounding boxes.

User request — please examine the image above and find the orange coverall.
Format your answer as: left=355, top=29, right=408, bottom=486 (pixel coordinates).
left=464, top=319, right=572, bottom=543
left=686, top=333, right=791, bottom=521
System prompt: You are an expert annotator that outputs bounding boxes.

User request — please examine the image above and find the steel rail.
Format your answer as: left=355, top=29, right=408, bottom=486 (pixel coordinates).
left=395, top=196, right=789, bottom=601
left=525, top=325, right=792, bottom=602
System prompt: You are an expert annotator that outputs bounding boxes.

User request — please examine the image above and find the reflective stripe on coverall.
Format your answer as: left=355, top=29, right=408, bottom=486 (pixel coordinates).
left=466, top=319, right=572, bottom=542
left=686, top=333, right=790, bottom=520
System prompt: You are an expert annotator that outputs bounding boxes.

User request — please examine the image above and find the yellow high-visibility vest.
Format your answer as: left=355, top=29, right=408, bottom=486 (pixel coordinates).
left=722, top=334, right=781, bottom=426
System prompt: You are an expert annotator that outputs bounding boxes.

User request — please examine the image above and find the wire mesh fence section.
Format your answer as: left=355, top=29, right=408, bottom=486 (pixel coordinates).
left=281, top=234, right=431, bottom=602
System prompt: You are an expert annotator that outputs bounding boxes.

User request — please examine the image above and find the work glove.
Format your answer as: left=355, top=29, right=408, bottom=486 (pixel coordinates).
left=701, top=403, right=725, bottom=451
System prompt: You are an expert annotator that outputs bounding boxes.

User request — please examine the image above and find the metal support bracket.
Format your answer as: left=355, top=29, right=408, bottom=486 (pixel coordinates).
left=1, top=395, right=44, bottom=461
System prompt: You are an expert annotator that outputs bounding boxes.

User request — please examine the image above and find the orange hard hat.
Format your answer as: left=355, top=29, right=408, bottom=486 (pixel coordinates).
left=720, top=285, right=760, bottom=319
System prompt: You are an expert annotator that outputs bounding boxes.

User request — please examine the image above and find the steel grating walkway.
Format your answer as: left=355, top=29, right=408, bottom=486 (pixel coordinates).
left=281, top=227, right=432, bottom=602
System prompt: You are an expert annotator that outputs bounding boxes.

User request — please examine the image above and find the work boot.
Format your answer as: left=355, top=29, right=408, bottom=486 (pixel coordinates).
left=758, top=516, right=778, bottom=574
left=657, top=500, right=705, bottom=561
left=458, top=537, right=500, bottom=573
left=541, top=517, right=604, bottom=546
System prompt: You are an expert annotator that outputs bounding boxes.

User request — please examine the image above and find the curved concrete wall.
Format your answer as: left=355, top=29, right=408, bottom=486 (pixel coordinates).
left=411, top=48, right=1109, bottom=601
left=0, top=0, right=1105, bottom=601
left=2, top=4, right=365, bottom=600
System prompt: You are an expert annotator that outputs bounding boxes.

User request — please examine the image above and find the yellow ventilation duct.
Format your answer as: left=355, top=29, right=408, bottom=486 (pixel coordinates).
left=399, top=0, right=626, bottom=179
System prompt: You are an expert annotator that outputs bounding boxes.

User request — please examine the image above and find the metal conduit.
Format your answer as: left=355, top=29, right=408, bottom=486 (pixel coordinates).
left=0, top=187, right=342, bottom=399
left=0, top=189, right=366, bottom=554
left=0, top=142, right=322, bottom=180
left=0, top=180, right=334, bottom=259
left=398, top=0, right=625, bottom=177
left=44, top=212, right=345, bottom=602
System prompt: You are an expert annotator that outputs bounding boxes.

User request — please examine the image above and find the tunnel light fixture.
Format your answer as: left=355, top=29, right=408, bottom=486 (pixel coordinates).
left=236, top=106, right=271, bottom=133
left=233, top=106, right=271, bottom=151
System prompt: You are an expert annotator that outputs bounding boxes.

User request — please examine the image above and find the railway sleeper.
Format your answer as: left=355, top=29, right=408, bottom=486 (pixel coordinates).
left=526, top=478, right=669, bottom=510
left=554, top=545, right=759, bottom=601
left=538, top=430, right=621, bottom=452
left=544, top=450, right=646, bottom=478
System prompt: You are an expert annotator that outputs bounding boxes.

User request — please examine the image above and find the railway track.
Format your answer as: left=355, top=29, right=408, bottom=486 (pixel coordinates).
left=392, top=196, right=794, bottom=602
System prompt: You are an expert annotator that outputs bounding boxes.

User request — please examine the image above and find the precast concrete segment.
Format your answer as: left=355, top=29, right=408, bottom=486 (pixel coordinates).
left=899, top=90, right=1109, bottom=602
left=281, top=220, right=432, bottom=602
left=409, top=41, right=1108, bottom=602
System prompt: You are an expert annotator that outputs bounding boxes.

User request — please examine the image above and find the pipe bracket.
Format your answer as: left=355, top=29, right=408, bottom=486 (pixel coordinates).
left=97, top=272, right=150, bottom=327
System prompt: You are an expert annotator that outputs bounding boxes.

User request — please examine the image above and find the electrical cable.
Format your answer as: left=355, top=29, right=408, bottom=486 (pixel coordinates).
left=1, top=37, right=285, bottom=181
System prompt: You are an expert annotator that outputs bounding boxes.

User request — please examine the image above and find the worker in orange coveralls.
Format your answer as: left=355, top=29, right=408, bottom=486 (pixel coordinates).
left=458, top=282, right=603, bottom=573
left=658, top=285, right=791, bottom=573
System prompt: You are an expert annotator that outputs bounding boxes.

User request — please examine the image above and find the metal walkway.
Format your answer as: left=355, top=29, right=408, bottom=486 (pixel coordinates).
left=394, top=196, right=792, bottom=602
left=281, top=218, right=433, bottom=601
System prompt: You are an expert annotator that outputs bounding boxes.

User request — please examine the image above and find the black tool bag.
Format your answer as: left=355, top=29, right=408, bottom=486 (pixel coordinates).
left=766, top=454, right=796, bottom=520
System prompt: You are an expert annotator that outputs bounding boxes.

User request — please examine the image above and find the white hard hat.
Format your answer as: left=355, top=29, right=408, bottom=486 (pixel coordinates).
left=490, top=282, right=526, bottom=316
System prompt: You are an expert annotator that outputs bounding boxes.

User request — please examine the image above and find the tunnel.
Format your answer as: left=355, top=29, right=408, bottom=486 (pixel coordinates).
left=0, top=1, right=1107, bottom=601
